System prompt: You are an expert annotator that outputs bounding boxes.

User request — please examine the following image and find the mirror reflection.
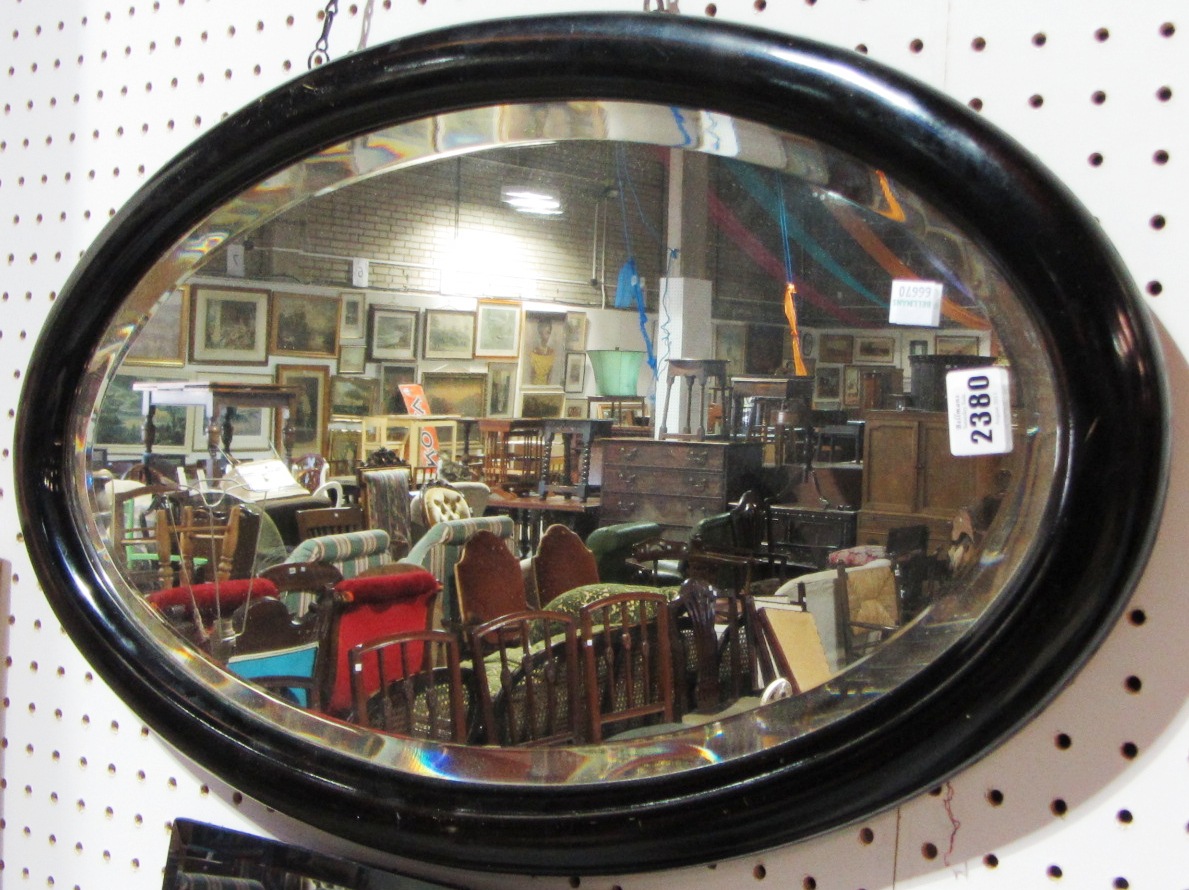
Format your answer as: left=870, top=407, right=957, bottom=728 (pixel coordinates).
left=79, top=101, right=1055, bottom=776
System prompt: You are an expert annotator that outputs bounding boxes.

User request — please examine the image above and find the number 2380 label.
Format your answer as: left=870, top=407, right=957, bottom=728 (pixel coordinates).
left=946, top=366, right=1013, bottom=456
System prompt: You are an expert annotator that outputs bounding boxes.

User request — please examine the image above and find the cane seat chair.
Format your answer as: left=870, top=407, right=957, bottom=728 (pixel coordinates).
left=349, top=629, right=474, bottom=742
left=469, top=610, right=580, bottom=746
left=578, top=590, right=675, bottom=742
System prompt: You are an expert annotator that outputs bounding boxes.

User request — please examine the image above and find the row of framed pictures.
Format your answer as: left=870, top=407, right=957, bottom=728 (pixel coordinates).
left=807, top=330, right=981, bottom=365
left=100, top=361, right=595, bottom=460
left=123, top=286, right=596, bottom=381
left=126, top=287, right=355, bottom=367
left=810, top=364, right=898, bottom=410
left=710, top=320, right=984, bottom=381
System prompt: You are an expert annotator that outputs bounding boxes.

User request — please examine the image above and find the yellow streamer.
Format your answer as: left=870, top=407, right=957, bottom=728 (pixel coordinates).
left=784, top=282, right=809, bottom=376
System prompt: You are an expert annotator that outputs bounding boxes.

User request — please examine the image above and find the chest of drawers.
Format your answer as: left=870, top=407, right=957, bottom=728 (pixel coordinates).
left=599, top=439, right=763, bottom=539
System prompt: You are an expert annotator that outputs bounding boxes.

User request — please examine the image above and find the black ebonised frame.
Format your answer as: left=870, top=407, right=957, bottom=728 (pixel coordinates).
left=16, top=14, right=1167, bottom=875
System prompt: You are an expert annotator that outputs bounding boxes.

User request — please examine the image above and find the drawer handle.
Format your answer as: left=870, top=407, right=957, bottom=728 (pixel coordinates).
left=686, top=476, right=710, bottom=492
left=621, top=447, right=639, bottom=461
left=686, top=451, right=709, bottom=467
left=616, top=471, right=638, bottom=485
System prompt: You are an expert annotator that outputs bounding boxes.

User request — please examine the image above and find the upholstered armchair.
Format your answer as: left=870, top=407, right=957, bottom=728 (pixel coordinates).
left=285, top=529, right=394, bottom=579
left=585, top=521, right=664, bottom=584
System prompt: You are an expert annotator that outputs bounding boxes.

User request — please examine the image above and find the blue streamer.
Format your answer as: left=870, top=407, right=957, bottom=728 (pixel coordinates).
left=614, top=147, right=658, bottom=374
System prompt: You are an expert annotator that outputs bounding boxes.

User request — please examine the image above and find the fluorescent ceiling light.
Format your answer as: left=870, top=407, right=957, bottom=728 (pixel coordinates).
left=501, top=185, right=562, bottom=215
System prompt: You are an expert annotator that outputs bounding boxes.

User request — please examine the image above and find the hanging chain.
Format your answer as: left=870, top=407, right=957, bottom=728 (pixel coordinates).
left=308, top=0, right=339, bottom=69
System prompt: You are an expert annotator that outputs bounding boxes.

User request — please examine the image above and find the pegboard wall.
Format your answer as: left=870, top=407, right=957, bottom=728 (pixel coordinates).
left=2, top=1, right=1186, bottom=888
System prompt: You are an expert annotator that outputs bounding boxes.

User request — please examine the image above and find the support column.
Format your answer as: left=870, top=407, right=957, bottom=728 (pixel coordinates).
left=656, top=147, right=714, bottom=437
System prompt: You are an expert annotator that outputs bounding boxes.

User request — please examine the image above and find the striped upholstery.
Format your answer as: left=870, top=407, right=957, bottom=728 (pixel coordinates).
left=285, top=529, right=392, bottom=579
left=399, top=515, right=516, bottom=627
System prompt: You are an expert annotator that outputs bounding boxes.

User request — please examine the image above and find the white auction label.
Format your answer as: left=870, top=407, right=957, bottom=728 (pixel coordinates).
left=888, top=279, right=943, bottom=327
left=946, top=365, right=1013, bottom=456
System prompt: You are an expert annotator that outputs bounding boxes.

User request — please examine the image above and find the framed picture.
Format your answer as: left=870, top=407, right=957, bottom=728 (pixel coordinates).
left=275, top=364, right=329, bottom=456
left=564, top=311, right=588, bottom=352
left=519, top=389, right=565, bottom=419
left=271, top=292, right=340, bottom=358
left=379, top=364, right=417, bottom=414
left=421, top=372, right=487, bottom=417
left=190, top=286, right=270, bottom=364
left=591, top=397, right=647, bottom=425
left=475, top=300, right=522, bottom=358
left=800, top=329, right=817, bottom=360
left=843, top=366, right=862, bottom=408
left=423, top=309, right=475, bottom=360
left=935, top=335, right=981, bottom=356
left=564, top=398, right=587, bottom=419
left=339, top=291, right=366, bottom=340
left=96, top=371, right=192, bottom=453
left=908, top=338, right=931, bottom=357
left=564, top=352, right=586, bottom=393
left=521, top=310, right=566, bottom=387
left=330, top=375, right=380, bottom=418
left=327, top=425, right=361, bottom=474
left=819, top=333, right=855, bottom=364
left=487, top=362, right=517, bottom=418
left=188, top=373, right=274, bottom=454
left=367, top=307, right=418, bottom=361
left=713, top=322, right=747, bottom=379
left=124, top=288, right=188, bottom=367
left=338, top=344, right=366, bottom=374
left=746, top=322, right=785, bottom=375
left=813, top=363, right=844, bottom=408
left=853, top=335, right=896, bottom=365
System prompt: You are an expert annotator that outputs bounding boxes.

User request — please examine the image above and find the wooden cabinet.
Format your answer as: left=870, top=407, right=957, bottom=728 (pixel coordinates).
left=858, top=410, right=1002, bottom=551
left=599, top=439, right=763, bottom=539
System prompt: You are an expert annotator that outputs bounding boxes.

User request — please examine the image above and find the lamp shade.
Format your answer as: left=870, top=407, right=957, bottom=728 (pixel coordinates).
left=587, top=350, right=645, bottom=396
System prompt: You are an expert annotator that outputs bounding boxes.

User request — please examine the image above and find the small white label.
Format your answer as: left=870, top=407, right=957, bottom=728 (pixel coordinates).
left=226, top=243, right=245, bottom=277
left=946, top=365, right=1013, bottom=456
left=351, top=257, right=370, bottom=288
left=888, top=279, right=943, bottom=327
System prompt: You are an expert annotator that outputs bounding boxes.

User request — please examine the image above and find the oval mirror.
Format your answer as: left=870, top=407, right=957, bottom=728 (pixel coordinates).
left=17, top=14, right=1166, bottom=874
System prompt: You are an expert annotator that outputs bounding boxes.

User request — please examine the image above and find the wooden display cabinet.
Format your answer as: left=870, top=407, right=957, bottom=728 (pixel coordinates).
left=858, top=409, right=1004, bottom=552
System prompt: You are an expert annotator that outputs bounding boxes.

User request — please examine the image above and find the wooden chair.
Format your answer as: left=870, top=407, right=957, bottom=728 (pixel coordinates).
left=322, top=568, right=442, bottom=718
left=469, top=610, right=580, bottom=746
left=684, top=490, right=788, bottom=594
left=453, top=529, right=530, bottom=629
left=292, top=452, right=328, bottom=493
left=532, top=523, right=600, bottom=608
left=260, top=560, right=343, bottom=618
left=109, top=483, right=178, bottom=591
left=668, top=579, right=767, bottom=714
left=295, top=505, right=366, bottom=541
left=579, top=590, right=675, bottom=742
left=831, top=565, right=900, bottom=663
left=349, top=629, right=473, bottom=742
left=224, top=596, right=331, bottom=710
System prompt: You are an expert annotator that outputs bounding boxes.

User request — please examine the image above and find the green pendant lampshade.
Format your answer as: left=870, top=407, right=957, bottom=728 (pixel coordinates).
left=587, top=350, right=645, bottom=396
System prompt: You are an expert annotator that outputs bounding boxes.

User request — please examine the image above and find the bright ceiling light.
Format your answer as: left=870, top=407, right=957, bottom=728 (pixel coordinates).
left=500, top=184, right=563, bottom=215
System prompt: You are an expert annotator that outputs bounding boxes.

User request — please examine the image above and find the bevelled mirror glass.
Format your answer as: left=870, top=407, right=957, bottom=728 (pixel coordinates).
left=17, top=15, right=1165, bottom=874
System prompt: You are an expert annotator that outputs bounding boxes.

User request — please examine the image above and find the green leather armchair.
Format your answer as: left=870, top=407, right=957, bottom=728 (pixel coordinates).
left=585, top=521, right=664, bottom=584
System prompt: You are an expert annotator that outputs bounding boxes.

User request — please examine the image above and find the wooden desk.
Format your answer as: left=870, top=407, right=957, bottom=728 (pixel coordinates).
left=134, top=381, right=298, bottom=479
left=486, top=493, right=601, bottom=557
